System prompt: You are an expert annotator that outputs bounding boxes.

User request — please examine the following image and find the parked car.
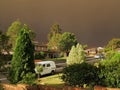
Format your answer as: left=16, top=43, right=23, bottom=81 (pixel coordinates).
left=94, top=54, right=104, bottom=59
left=35, top=61, right=56, bottom=76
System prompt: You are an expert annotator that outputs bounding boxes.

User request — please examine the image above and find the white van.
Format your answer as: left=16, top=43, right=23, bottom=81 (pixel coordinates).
left=35, top=61, right=56, bottom=76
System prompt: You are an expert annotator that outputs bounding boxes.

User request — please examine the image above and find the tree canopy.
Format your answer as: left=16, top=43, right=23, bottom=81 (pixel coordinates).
left=6, top=20, right=22, bottom=50
left=48, top=23, right=62, bottom=40
left=0, top=31, right=11, bottom=54
left=9, top=24, right=35, bottom=84
left=105, top=38, right=120, bottom=52
left=48, top=23, right=62, bottom=51
left=58, top=32, right=77, bottom=53
left=6, top=21, right=36, bottom=50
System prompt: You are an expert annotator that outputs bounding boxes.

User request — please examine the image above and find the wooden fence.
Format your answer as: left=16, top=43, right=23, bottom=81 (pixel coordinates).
left=2, top=84, right=120, bottom=90
left=1, top=84, right=90, bottom=90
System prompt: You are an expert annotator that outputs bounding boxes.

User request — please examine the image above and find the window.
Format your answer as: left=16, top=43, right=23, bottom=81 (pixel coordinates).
left=47, top=64, right=50, bottom=67
left=42, top=64, right=45, bottom=67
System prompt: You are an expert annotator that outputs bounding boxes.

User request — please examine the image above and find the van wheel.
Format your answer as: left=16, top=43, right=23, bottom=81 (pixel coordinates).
left=51, top=70, right=55, bottom=75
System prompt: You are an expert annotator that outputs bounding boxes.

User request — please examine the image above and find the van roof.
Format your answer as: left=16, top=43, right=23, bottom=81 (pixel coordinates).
left=35, top=61, right=55, bottom=64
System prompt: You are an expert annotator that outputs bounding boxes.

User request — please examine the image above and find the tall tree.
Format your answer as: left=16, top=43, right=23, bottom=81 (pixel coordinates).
left=48, top=23, right=62, bottom=51
left=9, top=25, right=35, bottom=84
left=6, top=20, right=22, bottom=50
left=58, top=32, right=77, bottom=57
left=48, top=33, right=61, bottom=51
left=48, top=23, right=62, bottom=40
left=67, top=43, right=85, bottom=65
left=6, top=21, right=36, bottom=50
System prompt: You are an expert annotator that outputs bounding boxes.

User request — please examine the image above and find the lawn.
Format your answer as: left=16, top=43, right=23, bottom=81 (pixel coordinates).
left=38, top=74, right=65, bottom=88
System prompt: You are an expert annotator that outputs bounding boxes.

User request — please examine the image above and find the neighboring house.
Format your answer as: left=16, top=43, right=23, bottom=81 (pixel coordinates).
left=34, top=41, right=59, bottom=58
left=35, top=44, right=48, bottom=52
left=85, top=48, right=97, bottom=56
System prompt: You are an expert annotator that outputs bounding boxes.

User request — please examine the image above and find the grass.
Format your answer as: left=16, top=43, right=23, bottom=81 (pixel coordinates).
left=37, top=74, right=65, bottom=88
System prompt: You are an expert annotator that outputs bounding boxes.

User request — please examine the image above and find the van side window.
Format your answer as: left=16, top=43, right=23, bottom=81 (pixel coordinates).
left=42, top=64, right=45, bottom=67
left=47, top=64, right=50, bottom=67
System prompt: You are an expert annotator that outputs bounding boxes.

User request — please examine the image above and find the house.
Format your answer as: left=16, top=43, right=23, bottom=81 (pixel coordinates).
left=34, top=41, right=60, bottom=58
left=85, top=48, right=97, bottom=56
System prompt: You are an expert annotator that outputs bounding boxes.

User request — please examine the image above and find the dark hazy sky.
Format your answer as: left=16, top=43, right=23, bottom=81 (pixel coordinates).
left=0, top=0, right=120, bottom=47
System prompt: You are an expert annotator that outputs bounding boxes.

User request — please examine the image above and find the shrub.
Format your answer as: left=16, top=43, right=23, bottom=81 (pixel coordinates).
left=98, top=52, right=120, bottom=88
left=35, top=65, right=43, bottom=78
left=67, top=43, right=85, bottom=65
left=18, top=72, right=36, bottom=85
left=61, top=62, right=99, bottom=87
left=34, top=51, right=45, bottom=59
left=105, top=50, right=116, bottom=60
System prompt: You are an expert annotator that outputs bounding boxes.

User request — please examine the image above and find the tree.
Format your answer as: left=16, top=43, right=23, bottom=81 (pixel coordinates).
left=67, top=43, right=85, bottom=65
left=6, top=20, right=22, bottom=50
left=99, top=52, right=120, bottom=88
left=48, top=23, right=62, bottom=40
left=48, top=23, right=62, bottom=51
left=9, top=24, right=35, bottom=84
left=105, top=38, right=120, bottom=52
left=58, top=32, right=77, bottom=57
left=83, top=44, right=88, bottom=50
left=48, top=33, right=61, bottom=51
left=6, top=21, right=36, bottom=50
left=0, top=31, right=11, bottom=54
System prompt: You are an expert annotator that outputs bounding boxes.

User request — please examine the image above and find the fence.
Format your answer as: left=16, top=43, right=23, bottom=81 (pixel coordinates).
left=2, top=84, right=90, bottom=90
left=2, top=84, right=120, bottom=90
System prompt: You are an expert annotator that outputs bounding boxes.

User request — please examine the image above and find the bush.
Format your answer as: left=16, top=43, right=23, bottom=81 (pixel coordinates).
left=35, top=65, right=43, bottom=78
left=105, top=50, right=116, bottom=60
left=19, top=72, right=36, bottom=85
left=34, top=51, right=45, bottom=59
left=67, top=43, right=85, bottom=65
left=61, top=62, right=99, bottom=87
left=98, top=52, right=120, bottom=88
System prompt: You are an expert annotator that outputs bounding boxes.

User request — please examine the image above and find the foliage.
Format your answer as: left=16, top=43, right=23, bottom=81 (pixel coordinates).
left=6, top=20, right=22, bottom=50
left=0, top=31, right=11, bottom=54
left=48, top=33, right=61, bottom=51
left=19, top=72, right=36, bottom=85
left=48, top=23, right=62, bottom=51
left=61, top=63, right=99, bottom=87
left=34, top=51, right=45, bottom=59
left=6, top=21, right=36, bottom=50
left=105, top=38, right=120, bottom=52
left=58, top=32, right=77, bottom=53
left=35, top=65, right=43, bottom=74
left=98, top=52, right=120, bottom=88
left=8, top=24, right=35, bottom=84
left=83, top=44, right=88, bottom=50
left=48, top=23, right=62, bottom=40
left=105, top=50, right=116, bottom=60
left=67, top=43, right=85, bottom=65
left=35, top=65, right=43, bottom=78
